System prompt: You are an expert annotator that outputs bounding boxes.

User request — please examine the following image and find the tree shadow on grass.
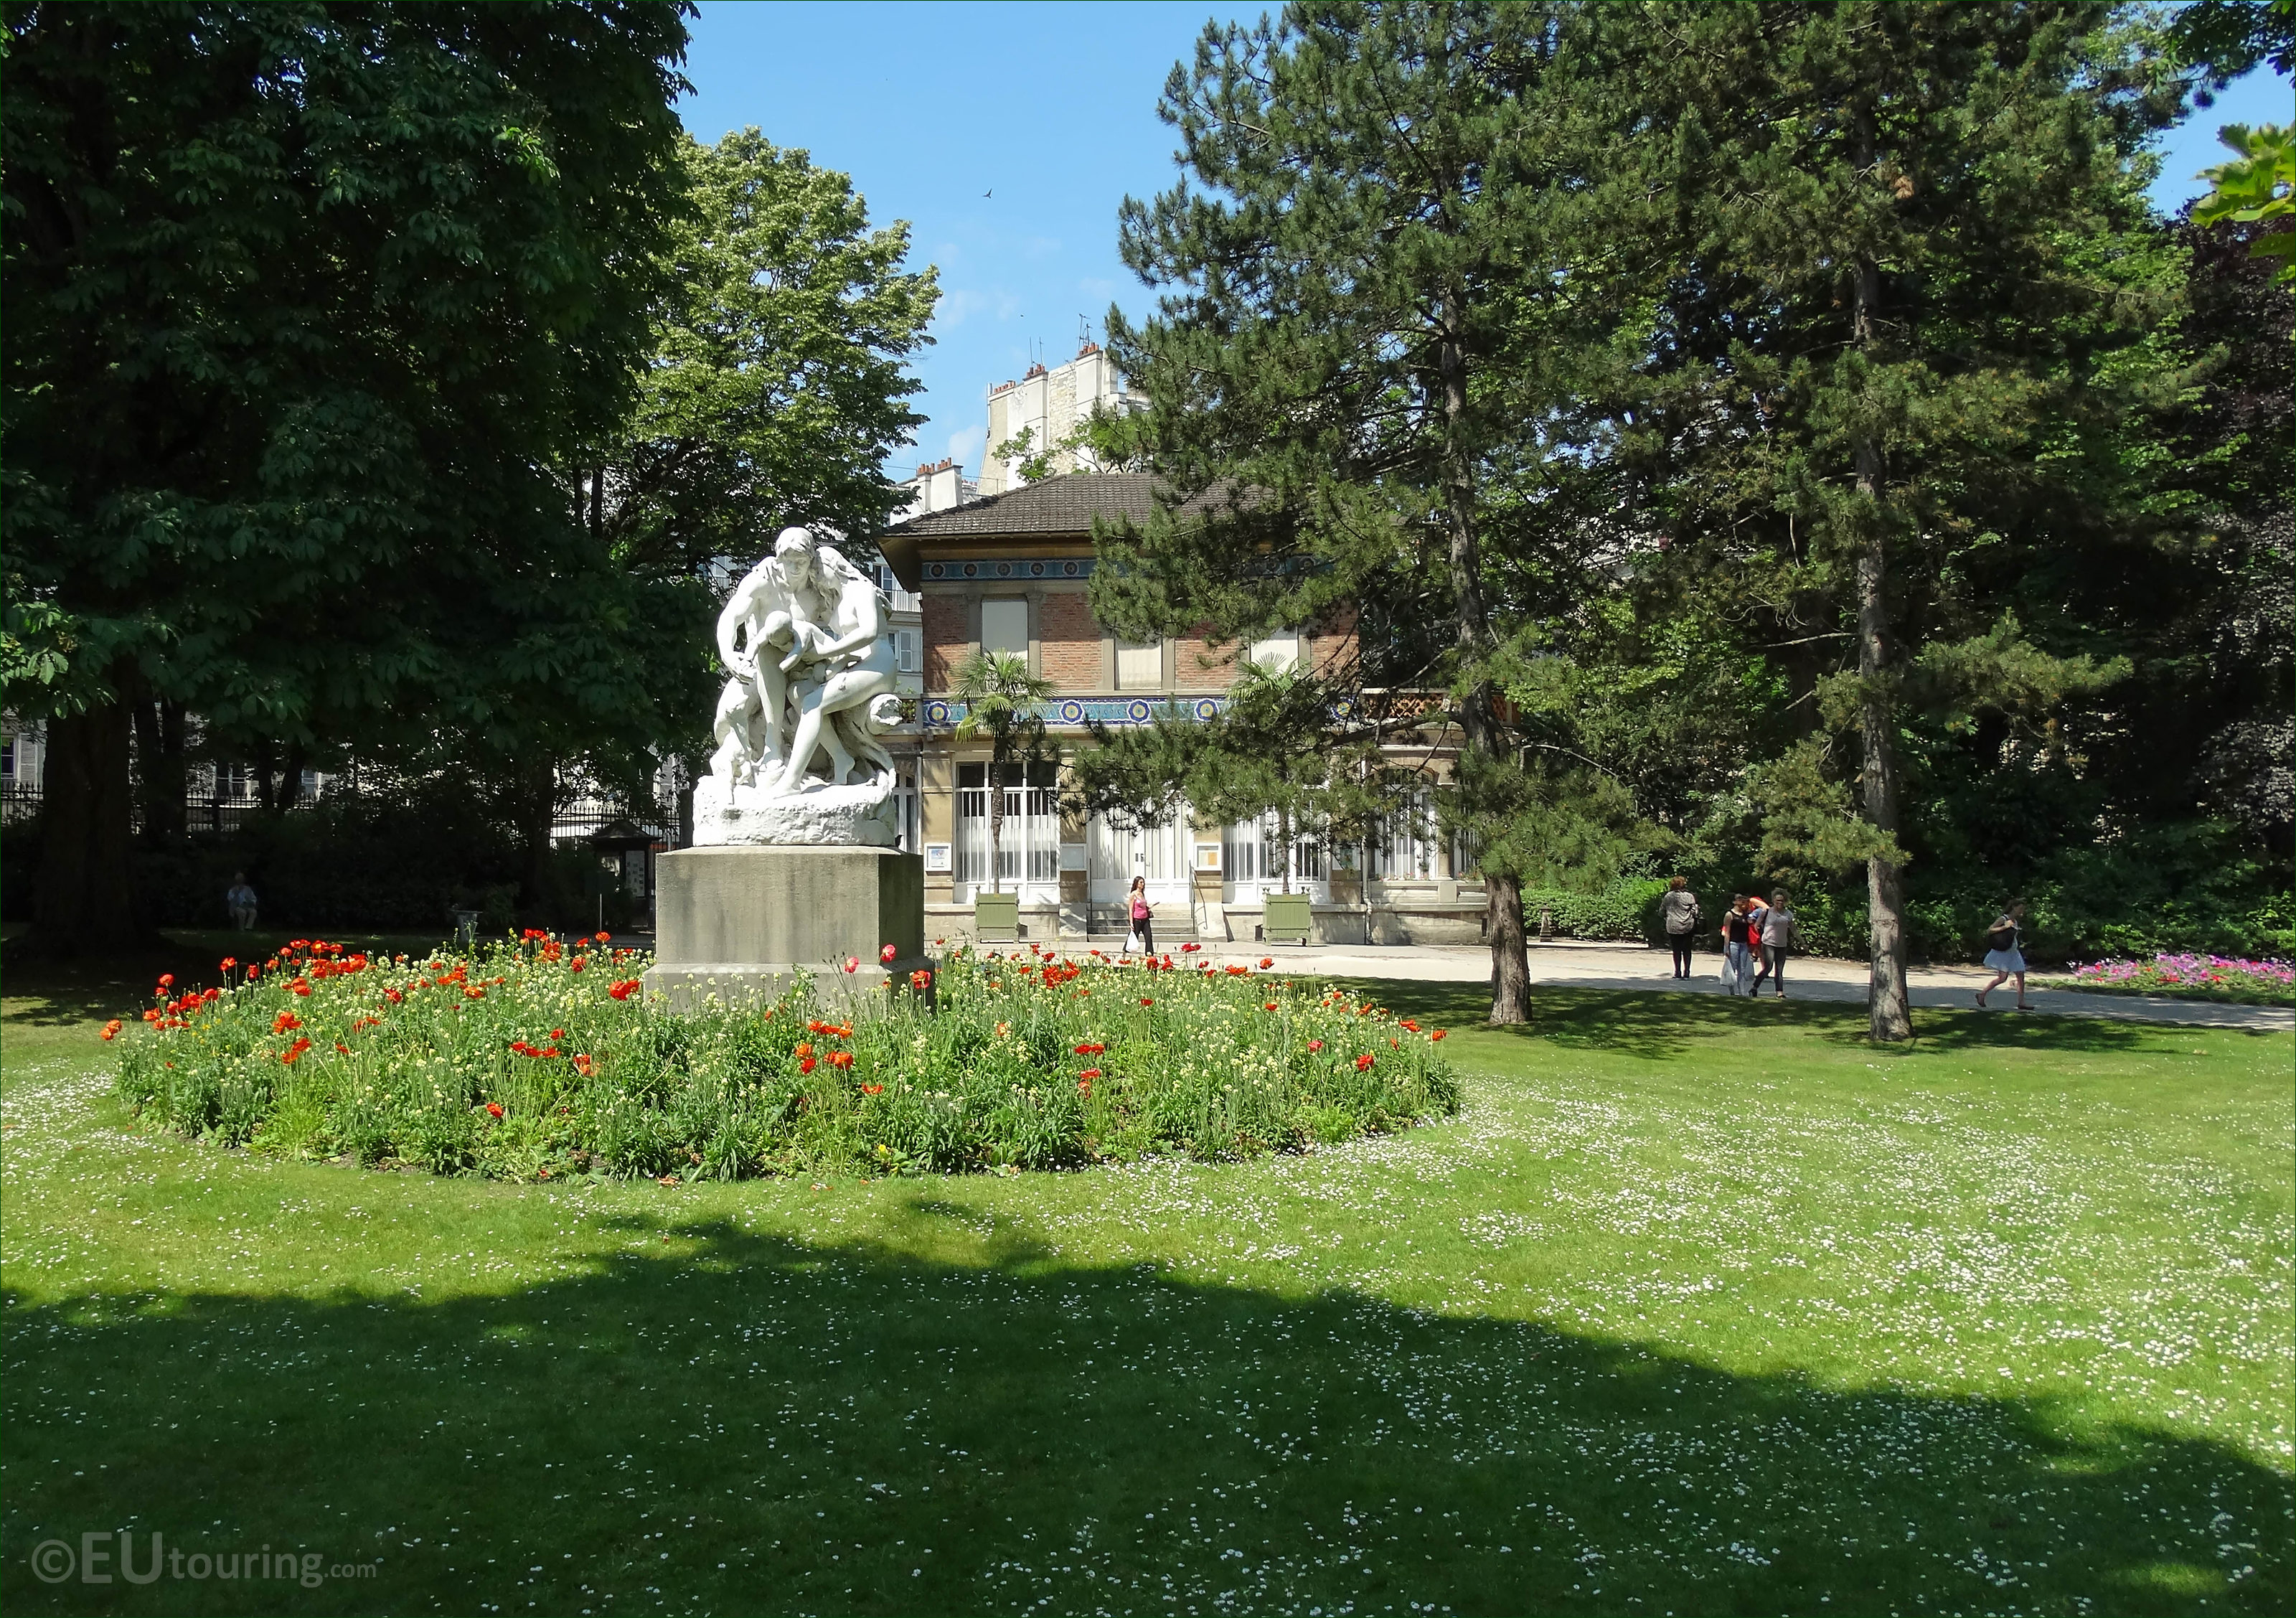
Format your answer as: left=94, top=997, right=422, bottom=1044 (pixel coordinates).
left=1325, top=979, right=2196, bottom=1063
left=3, top=1209, right=2287, bottom=1617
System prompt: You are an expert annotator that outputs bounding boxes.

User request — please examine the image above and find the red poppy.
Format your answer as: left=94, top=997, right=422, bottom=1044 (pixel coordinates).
left=486, top=1101, right=505, bottom=1119
left=157, top=974, right=174, bottom=989
left=464, top=984, right=486, bottom=1000
left=1139, top=997, right=1154, bottom=1007
left=829, top=1051, right=854, bottom=1070
left=570, top=957, right=587, bottom=973
left=843, top=956, right=860, bottom=974
left=880, top=943, right=898, bottom=964
left=860, top=1081, right=883, bottom=1095
left=1355, top=1053, right=1375, bottom=1071
left=799, top=1056, right=818, bottom=1074
left=1264, top=1002, right=1279, bottom=1012
left=219, top=957, right=237, bottom=972
left=100, top=1019, right=123, bottom=1041
left=1077, top=1068, right=1101, bottom=1081
left=573, top=1053, right=596, bottom=1077
left=1259, top=958, right=1274, bottom=969
left=910, top=969, right=933, bottom=991
left=291, top=978, right=313, bottom=997
left=1308, top=1038, right=1325, bottom=1053
left=273, top=1012, right=302, bottom=1035
left=1430, top=1029, right=1447, bottom=1041
left=795, top=1041, right=814, bottom=1058
left=1073, top=1043, right=1104, bottom=1055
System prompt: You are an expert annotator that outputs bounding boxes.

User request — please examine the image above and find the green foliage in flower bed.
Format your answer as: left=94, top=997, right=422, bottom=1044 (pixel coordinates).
left=108, top=936, right=1461, bottom=1180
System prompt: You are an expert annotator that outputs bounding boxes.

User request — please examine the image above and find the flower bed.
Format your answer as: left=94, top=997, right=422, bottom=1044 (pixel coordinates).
left=2048, top=953, right=2295, bottom=1005
left=110, top=936, right=1462, bottom=1180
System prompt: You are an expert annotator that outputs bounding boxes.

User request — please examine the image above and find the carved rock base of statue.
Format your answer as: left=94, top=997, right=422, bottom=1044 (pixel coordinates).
left=644, top=845, right=933, bottom=1013
left=690, top=773, right=899, bottom=849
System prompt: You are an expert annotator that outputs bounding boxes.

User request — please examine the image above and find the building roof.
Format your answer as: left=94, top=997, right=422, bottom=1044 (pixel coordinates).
left=876, top=472, right=1235, bottom=589
left=883, top=472, right=1174, bottom=538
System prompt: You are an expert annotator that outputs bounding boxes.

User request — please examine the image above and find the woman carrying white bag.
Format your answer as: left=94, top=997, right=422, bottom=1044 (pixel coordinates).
left=1124, top=875, right=1156, bottom=956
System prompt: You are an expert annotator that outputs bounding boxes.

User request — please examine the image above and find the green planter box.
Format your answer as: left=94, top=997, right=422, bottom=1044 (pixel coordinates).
left=974, top=891, right=1021, bottom=943
left=1263, top=891, right=1314, bottom=945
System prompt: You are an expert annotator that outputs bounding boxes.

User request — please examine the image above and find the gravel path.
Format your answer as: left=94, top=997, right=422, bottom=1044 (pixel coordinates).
left=1187, top=937, right=2294, bottom=1030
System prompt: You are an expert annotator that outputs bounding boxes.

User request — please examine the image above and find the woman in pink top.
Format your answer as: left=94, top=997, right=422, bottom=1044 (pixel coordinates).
left=1127, top=875, right=1154, bottom=955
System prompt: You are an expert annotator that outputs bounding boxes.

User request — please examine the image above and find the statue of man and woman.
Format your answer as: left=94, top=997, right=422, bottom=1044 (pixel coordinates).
left=710, top=527, right=901, bottom=800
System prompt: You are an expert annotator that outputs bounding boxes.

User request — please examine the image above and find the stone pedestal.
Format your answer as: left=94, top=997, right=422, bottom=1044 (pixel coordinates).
left=644, top=845, right=933, bottom=1012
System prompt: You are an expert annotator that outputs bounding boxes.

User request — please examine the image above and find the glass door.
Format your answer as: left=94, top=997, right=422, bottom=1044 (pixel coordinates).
left=956, top=761, right=1061, bottom=904
left=1220, top=814, right=1330, bottom=904
left=1088, top=808, right=1194, bottom=906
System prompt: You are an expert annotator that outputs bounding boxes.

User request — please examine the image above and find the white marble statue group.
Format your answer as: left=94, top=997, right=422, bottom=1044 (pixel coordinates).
left=696, top=526, right=902, bottom=847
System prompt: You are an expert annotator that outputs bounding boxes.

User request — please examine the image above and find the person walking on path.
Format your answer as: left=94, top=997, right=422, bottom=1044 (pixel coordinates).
left=1720, top=895, right=1754, bottom=995
left=225, top=872, right=258, bottom=931
left=1660, top=877, right=1701, bottom=979
left=1977, top=902, right=2034, bottom=1010
left=1749, top=889, right=1797, bottom=997
left=1126, top=875, right=1155, bottom=956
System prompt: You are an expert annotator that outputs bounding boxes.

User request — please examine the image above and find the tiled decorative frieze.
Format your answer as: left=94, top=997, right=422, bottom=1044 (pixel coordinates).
left=921, top=696, right=1228, bottom=729
left=922, top=558, right=1094, bottom=582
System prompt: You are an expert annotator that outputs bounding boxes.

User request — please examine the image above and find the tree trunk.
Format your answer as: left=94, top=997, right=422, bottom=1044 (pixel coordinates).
left=1436, top=283, right=1530, bottom=1023
left=131, top=697, right=188, bottom=843
left=514, top=759, right=560, bottom=926
left=988, top=756, right=1005, bottom=895
left=1853, top=248, right=1913, bottom=1042
left=32, top=702, right=149, bottom=955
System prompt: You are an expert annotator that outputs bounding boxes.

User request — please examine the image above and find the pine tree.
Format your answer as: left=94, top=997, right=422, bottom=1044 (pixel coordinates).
left=1625, top=2, right=2182, bottom=1038
left=1095, top=0, right=1637, bottom=1022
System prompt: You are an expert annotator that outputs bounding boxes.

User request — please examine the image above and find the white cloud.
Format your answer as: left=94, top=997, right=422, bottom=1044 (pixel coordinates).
left=946, top=423, right=986, bottom=469
left=936, top=288, right=985, bottom=331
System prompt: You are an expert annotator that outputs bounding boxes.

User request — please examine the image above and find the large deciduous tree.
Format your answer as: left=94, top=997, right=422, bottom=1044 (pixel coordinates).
left=588, top=128, right=940, bottom=578
left=2, top=1, right=692, bottom=951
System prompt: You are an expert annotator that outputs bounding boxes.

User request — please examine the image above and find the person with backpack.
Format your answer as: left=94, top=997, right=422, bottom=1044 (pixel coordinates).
left=1659, top=876, right=1701, bottom=979
left=1749, top=888, right=1797, bottom=997
left=1719, top=895, right=1754, bottom=995
left=1977, top=902, right=2033, bottom=1010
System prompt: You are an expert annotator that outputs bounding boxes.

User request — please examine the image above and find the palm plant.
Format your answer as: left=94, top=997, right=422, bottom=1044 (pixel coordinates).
left=949, top=649, right=1055, bottom=895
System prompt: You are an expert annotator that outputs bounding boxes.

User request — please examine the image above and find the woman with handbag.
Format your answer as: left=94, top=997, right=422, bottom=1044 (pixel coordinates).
left=1125, top=875, right=1154, bottom=956
left=1977, top=902, right=2033, bottom=1010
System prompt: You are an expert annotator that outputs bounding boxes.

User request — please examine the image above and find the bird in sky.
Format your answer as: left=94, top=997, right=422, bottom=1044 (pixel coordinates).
left=983, top=189, right=992, bottom=198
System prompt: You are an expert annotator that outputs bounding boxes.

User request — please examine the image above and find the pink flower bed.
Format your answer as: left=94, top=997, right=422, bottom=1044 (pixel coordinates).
left=2060, top=954, right=2295, bottom=1002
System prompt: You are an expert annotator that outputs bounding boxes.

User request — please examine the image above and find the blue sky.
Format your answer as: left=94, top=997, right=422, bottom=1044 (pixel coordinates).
left=675, top=2, right=2292, bottom=478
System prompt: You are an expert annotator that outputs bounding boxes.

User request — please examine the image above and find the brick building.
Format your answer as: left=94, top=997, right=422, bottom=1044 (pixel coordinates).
left=876, top=471, right=1482, bottom=946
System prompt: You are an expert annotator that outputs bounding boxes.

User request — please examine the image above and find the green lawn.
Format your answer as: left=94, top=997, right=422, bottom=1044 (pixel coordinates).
left=4, top=941, right=2290, bottom=1616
